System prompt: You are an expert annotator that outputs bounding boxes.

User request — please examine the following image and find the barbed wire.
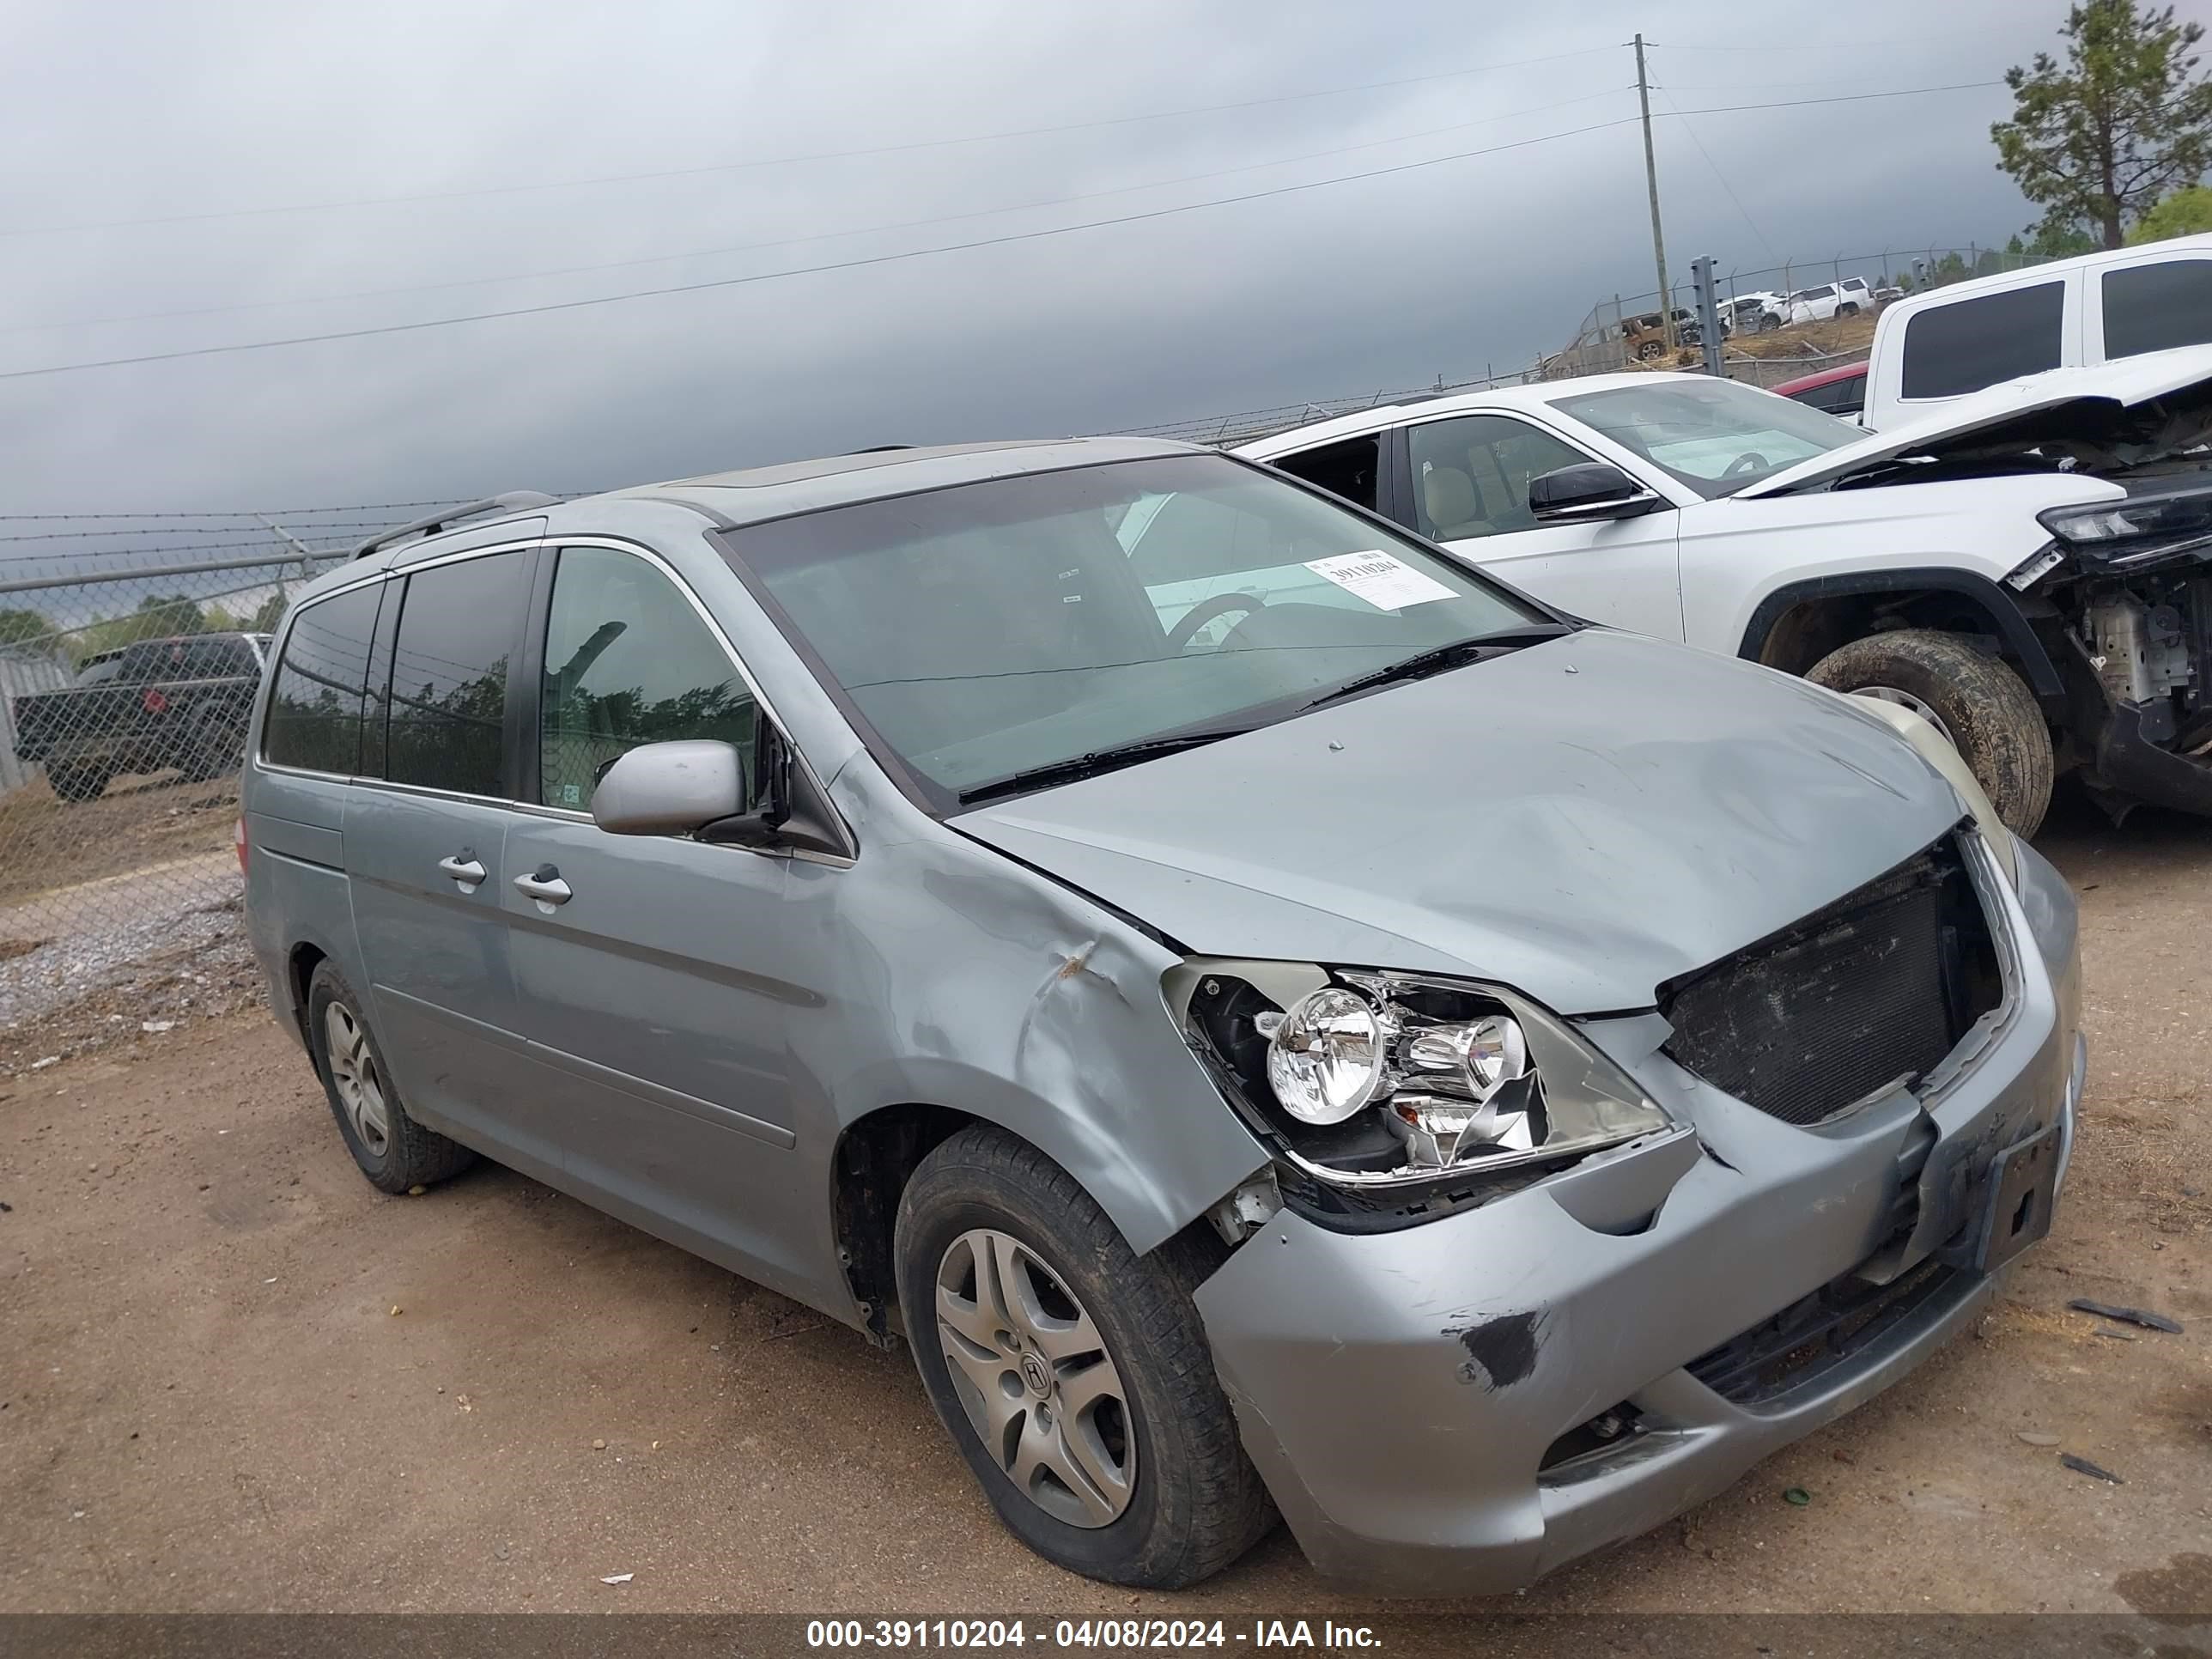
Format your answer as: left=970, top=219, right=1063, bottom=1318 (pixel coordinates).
left=0, top=500, right=477, bottom=521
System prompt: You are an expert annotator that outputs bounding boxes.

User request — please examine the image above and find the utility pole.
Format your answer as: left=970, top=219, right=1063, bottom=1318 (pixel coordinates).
left=1634, top=33, right=1674, bottom=351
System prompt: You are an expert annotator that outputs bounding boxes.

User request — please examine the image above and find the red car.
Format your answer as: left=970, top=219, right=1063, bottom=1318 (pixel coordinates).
left=1771, top=360, right=1868, bottom=420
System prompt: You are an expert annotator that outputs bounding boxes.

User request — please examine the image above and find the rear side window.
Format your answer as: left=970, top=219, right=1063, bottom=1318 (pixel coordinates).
left=2101, top=259, right=2212, bottom=360
left=538, top=546, right=757, bottom=810
left=263, top=586, right=381, bottom=775
left=1900, top=283, right=2064, bottom=398
left=385, top=551, right=529, bottom=798
left=1269, top=434, right=1381, bottom=512
left=181, top=636, right=259, bottom=678
left=1786, top=374, right=1866, bottom=417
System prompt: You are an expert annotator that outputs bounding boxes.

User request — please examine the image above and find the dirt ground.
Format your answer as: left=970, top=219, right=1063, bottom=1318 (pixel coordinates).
left=0, top=792, right=2206, bottom=1620
left=0, top=770, right=238, bottom=913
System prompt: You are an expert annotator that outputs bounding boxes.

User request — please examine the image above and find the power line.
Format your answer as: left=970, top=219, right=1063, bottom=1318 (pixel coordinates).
left=3, top=87, right=1633, bottom=339
left=1661, top=82, right=2004, bottom=114
left=0, top=45, right=1621, bottom=240
left=0, top=114, right=1649, bottom=382
left=1655, top=88, right=1778, bottom=265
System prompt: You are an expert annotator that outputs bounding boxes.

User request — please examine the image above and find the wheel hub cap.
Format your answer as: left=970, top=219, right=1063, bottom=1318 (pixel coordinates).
left=933, top=1227, right=1135, bottom=1528
left=323, top=1000, right=390, bottom=1159
left=1851, top=684, right=1958, bottom=748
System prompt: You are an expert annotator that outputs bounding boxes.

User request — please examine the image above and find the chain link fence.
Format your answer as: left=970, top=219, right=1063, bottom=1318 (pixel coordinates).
left=0, top=511, right=470, bottom=1051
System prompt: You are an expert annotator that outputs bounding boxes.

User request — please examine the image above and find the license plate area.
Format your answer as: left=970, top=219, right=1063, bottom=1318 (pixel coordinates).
left=1942, top=1122, right=2059, bottom=1275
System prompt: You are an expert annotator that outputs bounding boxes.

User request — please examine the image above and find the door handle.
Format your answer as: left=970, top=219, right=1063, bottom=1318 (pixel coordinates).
left=437, top=854, right=486, bottom=889
left=514, top=866, right=572, bottom=906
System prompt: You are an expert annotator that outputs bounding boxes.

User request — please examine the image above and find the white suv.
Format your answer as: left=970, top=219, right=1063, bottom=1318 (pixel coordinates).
left=1785, top=279, right=1871, bottom=325
left=1237, top=352, right=2212, bottom=836
left=1863, top=234, right=2212, bottom=429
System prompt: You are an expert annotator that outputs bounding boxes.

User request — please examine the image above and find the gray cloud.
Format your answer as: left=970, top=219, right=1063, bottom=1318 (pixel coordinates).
left=0, top=0, right=2126, bottom=516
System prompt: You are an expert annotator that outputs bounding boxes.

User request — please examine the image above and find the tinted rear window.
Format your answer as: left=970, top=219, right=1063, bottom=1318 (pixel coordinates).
left=180, top=636, right=259, bottom=678
left=383, top=551, right=528, bottom=797
left=264, top=587, right=381, bottom=775
left=1900, top=283, right=2064, bottom=398
left=2101, top=259, right=2212, bottom=360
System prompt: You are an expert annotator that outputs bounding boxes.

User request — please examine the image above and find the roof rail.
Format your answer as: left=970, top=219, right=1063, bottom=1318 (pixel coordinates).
left=351, top=492, right=560, bottom=561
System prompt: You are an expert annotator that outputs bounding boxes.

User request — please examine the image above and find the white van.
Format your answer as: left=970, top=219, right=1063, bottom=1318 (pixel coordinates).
left=1861, top=234, right=2212, bottom=429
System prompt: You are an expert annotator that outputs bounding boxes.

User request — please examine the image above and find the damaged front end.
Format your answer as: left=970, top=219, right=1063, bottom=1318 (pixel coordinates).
left=1164, top=960, right=1690, bottom=1236
left=2015, top=478, right=2212, bottom=817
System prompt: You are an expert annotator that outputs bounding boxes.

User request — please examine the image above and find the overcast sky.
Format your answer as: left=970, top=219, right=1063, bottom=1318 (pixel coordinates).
left=0, top=0, right=2187, bottom=521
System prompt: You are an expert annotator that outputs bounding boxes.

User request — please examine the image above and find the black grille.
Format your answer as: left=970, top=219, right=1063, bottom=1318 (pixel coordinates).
left=1686, top=1257, right=1969, bottom=1407
left=1660, top=836, right=2001, bottom=1127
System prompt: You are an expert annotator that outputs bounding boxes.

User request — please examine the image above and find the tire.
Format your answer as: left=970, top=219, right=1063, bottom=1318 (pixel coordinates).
left=1807, top=629, right=2056, bottom=836
left=1838, top=301, right=1861, bottom=317
left=305, top=961, right=475, bottom=1194
left=179, top=707, right=247, bottom=781
left=894, top=1126, right=1273, bottom=1589
left=46, top=763, right=110, bottom=803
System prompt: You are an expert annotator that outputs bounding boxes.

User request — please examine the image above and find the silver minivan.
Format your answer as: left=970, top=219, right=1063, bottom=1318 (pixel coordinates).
left=240, top=439, right=2085, bottom=1594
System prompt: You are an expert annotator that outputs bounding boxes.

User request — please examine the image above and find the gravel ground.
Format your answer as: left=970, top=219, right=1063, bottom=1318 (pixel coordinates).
left=0, top=793, right=2205, bottom=1620
left=0, top=880, right=251, bottom=1040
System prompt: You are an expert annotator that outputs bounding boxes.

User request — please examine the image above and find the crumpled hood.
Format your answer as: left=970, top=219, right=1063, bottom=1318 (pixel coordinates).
left=1744, top=342, right=2212, bottom=495
left=951, top=630, right=1966, bottom=1015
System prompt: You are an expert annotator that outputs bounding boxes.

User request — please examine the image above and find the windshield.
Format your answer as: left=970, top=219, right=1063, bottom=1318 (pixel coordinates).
left=729, top=454, right=1550, bottom=806
left=1548, top=378, right=1862, bottom=498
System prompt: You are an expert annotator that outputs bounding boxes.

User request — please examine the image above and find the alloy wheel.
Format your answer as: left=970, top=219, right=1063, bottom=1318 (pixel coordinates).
left=934, top=1227, right=1135, bottom=1528
left=324, top=1000, right=391, bottom=1158
left=1851, top=684, right=1958, bottom=747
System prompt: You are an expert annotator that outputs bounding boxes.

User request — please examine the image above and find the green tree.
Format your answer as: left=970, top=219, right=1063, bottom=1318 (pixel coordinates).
left=2128, top=181, right=2212, bottom=239
left=0, top=606, right=50, bottom=647
left=251, top=592, right=289, bottom=634
left=1992, top=1, right=2212, bottom=249
left=134, top=593, right=207, bottom=636
left=2030, top=222, right=2100, bottom=257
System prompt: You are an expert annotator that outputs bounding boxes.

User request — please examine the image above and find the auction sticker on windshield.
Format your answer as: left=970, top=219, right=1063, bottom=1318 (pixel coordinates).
left=1303, top=550, right=1455, bottom=611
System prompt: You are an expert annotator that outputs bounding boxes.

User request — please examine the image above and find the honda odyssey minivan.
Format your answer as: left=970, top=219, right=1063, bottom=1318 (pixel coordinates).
left=240, top=439, right=2085, bottom=1594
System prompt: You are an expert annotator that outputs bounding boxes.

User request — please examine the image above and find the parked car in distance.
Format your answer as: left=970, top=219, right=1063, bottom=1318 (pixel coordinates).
left=1784, top=283, right=1866, bottom=325
left=1727, top=292, right=1786, bottom=333
left=12, top=631, right=270, bottom=801
left=1862, top=233, right=2212, bottom=429
left=1874, top=284, right=1905, bottom=306
left=1237, top=346, right=2212, bottom=836
left=241, top=441, right=2083, bottom=1595
left=1771, top=360, right=1869, bottom=419
left=1621, top=307, right=1704, bottom=358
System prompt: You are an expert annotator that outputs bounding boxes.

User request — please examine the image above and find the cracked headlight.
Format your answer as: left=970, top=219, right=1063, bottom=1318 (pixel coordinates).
left=1174, top=962, right=1674, bottom=1201
left=2039, top=488, right=2212, bottom=568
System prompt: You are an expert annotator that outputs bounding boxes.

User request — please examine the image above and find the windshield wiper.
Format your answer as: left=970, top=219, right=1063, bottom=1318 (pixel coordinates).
left=956, top=726, right=1254, bottom=805
left=1300, top=623, right=1575, bottom=711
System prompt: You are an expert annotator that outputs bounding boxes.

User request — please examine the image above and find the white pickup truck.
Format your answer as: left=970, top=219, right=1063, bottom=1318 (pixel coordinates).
left=1863, top=234, right=2212, bottom=429
left=1236, top=349, right=2212, bottom=836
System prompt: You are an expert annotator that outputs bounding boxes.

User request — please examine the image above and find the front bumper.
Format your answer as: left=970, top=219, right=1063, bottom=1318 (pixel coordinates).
left=1193, top=841, right=2084, bottom=1596
left=2088, top=698, right=2212, bottom=817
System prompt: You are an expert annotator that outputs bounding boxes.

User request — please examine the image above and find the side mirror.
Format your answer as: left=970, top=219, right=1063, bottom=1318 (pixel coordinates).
left=1528, top=463, right=1665, bottom=525
left=590, top=740, right=745, bottom=836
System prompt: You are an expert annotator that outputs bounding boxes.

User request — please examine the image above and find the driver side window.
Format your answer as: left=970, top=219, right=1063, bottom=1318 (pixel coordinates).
left=1406, top=416, right=1594, bottom=542
left=539, top=545, right=758, bottom=811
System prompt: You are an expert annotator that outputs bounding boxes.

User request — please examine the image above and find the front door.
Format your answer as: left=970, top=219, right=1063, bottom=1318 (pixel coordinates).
left=1401, top=411, right=1686, bottom=638
left=500, top=542, right=811, bottom=1291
